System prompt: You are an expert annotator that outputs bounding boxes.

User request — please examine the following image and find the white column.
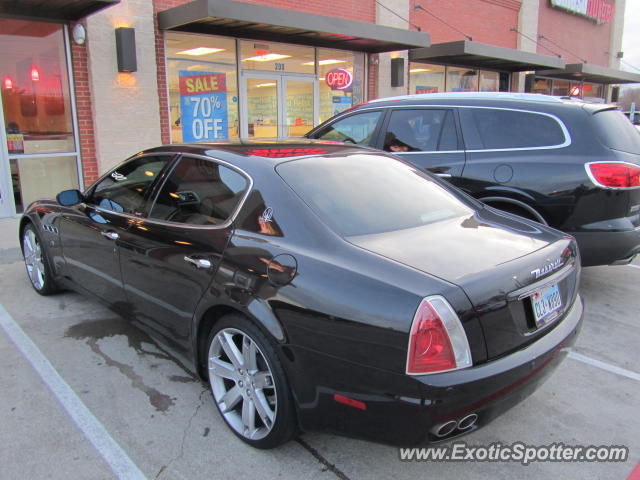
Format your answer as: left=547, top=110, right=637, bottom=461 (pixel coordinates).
left=86, top=0, right=162, bottom=173
left=376, top=0, right=411, bottom=98
left=514, top=0, right=540, bottom=92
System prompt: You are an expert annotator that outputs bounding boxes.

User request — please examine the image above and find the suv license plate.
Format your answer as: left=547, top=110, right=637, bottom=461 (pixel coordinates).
left=531, top=283, right=562, bottom=326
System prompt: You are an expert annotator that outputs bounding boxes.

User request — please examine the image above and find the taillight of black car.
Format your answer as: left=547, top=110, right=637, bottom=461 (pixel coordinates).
left=586, top=161, right=640, bottom=189
left=406, top=295, right=472, bottom=375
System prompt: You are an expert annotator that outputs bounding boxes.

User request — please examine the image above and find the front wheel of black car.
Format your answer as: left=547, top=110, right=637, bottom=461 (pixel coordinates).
left=206, top=314, right=296, bottom=448
left=21, top=223, right=59, bottom=296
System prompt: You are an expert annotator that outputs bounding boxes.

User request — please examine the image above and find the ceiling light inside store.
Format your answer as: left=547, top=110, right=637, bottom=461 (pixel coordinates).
left=243, top=53, right=291, bottom=62
left=409, top=68, right=431, bottom=73
left=255, top=83, right=277, bottom=87
left=303, top=59, right=346, bottom=66
left=177, top=47, right=225, bottom=56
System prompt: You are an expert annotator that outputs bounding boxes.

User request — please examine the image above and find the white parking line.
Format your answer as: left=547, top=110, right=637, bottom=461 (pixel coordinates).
left=569, top=351, right=640, bottom=382
left=0, top=304, right=147, bottom=480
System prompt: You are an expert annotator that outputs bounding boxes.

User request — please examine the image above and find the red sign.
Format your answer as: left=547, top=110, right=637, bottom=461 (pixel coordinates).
left=326, top=68, right=353, bottom=91
left=179, top=73, right=226, bottom=96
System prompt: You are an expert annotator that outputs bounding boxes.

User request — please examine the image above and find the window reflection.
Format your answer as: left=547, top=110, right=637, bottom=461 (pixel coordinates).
left=1, top=19, right=75, bottom=154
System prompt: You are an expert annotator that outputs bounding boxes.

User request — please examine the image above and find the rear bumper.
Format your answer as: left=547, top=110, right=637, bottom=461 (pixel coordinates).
left=289, top=295, right=583, bottom=446
left=572, top=228, right=640, bottom=266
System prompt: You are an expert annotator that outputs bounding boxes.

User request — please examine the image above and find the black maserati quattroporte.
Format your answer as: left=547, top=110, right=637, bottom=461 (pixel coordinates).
left=20, top=142, right=583, bottom=448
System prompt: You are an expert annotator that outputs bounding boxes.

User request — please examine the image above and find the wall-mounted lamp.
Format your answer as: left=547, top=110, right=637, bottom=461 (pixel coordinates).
left=391, top=57, right=405, bottom=87
left=115, top=27, right=137, bottom=72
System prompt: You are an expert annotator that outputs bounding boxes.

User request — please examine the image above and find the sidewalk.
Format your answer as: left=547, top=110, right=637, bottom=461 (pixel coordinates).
left=0, top=217, right=20, bottom=250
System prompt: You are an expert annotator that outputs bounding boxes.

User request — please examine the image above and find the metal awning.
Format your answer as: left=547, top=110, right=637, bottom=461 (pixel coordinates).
left=158, top=0, right=430, bottom=53
left=535, top=63, right=640, bottom=84
left=410, top=40, right=565, bottom=72
left=0, top=0, right=119, bottom=21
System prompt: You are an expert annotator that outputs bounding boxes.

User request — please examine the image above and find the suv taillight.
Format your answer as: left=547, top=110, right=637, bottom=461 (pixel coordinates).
left=406, top=296, right=472, bottom=375
left=587, top=162, right=640, bottom=189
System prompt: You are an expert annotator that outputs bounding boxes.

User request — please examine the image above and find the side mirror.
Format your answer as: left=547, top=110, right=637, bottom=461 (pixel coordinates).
left=56, top=189, right=84, bottom=206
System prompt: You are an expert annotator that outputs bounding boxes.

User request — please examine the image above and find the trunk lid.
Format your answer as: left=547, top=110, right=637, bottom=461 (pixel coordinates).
left=348, top=207, right=580, bottom=360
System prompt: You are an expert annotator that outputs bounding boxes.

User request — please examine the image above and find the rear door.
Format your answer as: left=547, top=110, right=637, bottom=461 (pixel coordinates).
left=117, top=154, right=251, bottom=350
left=374, top=107, right=466, bottom=183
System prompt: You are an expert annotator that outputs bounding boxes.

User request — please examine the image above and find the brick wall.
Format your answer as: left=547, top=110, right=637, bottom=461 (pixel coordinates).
left=69, top=24, right=99, bottom=186
left=410, top=0, right=521, bottom=48
left=368, top=55, right=378, bottom=100
left=537, top=1, right=614, bottom=66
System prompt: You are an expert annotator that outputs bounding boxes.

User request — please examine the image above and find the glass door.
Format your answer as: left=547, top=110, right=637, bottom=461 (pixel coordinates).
left=0, top=20, right=81, bottom=217
left=241, top=73, right=317, bottom=138
left=242, top=74, right=280, bottom=138
left=283, top=78, right=315, bottom=137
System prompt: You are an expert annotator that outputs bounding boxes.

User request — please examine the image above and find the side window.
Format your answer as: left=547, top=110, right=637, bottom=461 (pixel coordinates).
left=311, top=111, right=382, bottom=145
left=383, top=109, right=454, bottom=152
left=459, top=108, right=567, bottom=150
left=149, top=156, right=248, bottom=226
left=88, top=155, right=173, bottom=214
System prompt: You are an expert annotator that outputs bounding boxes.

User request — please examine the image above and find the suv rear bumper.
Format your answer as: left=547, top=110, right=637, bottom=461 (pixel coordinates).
left=572, top=228, right=640, bottom=266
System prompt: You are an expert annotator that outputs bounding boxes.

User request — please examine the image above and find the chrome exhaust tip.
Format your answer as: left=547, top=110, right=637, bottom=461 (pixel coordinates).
left=431, top=420, right=458, bottom=438
left=457, top=413, right=478, bottom=430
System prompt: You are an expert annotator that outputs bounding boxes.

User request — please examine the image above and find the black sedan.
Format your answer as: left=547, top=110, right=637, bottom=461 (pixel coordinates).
left=20, top=142, right=583, bottom=448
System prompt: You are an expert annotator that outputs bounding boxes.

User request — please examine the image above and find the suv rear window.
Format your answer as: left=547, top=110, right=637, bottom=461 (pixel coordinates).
left=460, top=108, right=567, bottom=150
left=277, top=153, right=472, bottom=237
left=592, top=109, right=640, bottom=155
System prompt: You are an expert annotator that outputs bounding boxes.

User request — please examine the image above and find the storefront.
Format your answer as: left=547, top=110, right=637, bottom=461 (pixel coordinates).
left=531, top=63, right=640, bottom=101
left=158, top=0, right=428, bottom=144
left=0, top=19, right=81, bottom=217
left=0, top=0, right=633, bottom=219
left=165, top=33, right=366, bottom=141
left=0, top=0, right=118, bottom=217
left=408, top=40, right=565, bottom=95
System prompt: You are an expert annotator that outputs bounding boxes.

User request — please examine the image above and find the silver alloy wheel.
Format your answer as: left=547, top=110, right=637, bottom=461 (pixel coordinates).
left=23, top=229, right=45, bottom=290
left=208, top=327, right=277, bottom=440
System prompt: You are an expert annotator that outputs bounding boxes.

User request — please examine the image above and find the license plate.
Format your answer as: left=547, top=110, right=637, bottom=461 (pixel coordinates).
left=531, top=283, right=562, bottom=326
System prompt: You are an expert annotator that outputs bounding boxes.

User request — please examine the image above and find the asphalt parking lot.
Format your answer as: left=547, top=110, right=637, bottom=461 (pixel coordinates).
left=0, top=216, right=638, bottom=480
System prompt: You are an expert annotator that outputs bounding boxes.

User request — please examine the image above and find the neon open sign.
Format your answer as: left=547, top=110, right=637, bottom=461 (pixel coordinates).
left=326, top=68, right=353, bottom=90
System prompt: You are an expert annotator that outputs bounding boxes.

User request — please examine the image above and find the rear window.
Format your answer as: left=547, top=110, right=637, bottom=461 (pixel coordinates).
left=277, top=154, right=472, bottom=237
left=592, top=109, right=640, bottom=155
left=460, top=108, right=567, bottom=150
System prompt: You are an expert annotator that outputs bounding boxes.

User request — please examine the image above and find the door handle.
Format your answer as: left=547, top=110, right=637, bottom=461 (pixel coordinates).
left=100, top=230, right=119, bottom=240
left=184, top=256, right=212, bottom=269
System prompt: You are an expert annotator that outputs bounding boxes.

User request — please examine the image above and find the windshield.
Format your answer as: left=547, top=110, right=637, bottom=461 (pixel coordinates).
left=592, top=109, right=640, bottom=155
left=277, top=153, right=473, bottom=237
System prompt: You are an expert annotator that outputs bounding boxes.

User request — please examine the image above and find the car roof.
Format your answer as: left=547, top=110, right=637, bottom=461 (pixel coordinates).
left=140, top=139, right=380, bottom=176
left=367, top=92, right=566, bottom=104
left=355, top=91, right=614, bottom=114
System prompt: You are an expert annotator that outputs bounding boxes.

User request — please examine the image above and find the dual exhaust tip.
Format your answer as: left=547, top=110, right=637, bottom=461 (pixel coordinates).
left=431, top=413, right=478, bottom=438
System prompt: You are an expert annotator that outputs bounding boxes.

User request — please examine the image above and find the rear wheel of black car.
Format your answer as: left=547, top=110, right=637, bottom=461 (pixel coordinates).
left=206, top=314, right=296, bottom=448
left=21, top=223, right=59, bottom=296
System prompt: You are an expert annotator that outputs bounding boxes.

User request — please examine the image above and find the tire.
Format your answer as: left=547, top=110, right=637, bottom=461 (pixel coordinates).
left=21, top=223, right=59, bottom=296
left=206, top=314, right=296, bottom=449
